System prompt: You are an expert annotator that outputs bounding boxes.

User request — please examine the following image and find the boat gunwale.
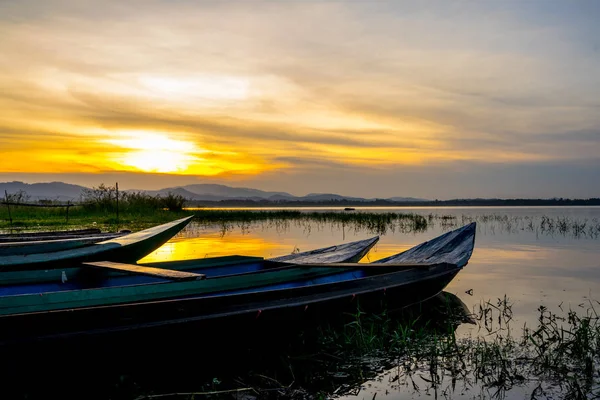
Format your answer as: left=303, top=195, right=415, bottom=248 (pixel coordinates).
left=0, top=236, right=378, bottom=287
left=0, top=241, right=379, bottom=299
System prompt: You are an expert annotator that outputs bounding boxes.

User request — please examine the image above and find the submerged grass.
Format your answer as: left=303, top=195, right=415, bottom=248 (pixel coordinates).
left=191, top=210, right=600, bottom=240
left=313, top=296, right=600, bottom=399
left=192, top=210, right=429, bottom=236
left=3, top=206, right=600, bottom=240
left=167, top=295, right=600, bottom=399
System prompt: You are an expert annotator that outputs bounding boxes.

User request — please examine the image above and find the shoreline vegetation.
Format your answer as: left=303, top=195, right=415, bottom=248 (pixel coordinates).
left=2, top=200, right=600, bottom=239
left=1, top=184, right=192, bottom=231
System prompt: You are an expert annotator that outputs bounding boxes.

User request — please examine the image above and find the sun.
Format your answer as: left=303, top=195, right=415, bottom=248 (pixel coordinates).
left=106, top=131, right=201, bottom=173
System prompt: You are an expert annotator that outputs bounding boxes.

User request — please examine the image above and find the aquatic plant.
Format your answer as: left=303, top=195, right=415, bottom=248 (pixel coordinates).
left=191, top=210, right=429, bottom=236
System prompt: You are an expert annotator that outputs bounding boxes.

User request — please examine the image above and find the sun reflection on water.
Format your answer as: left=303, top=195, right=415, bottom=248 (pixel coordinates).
left=138, top=232, right=292, bottom=263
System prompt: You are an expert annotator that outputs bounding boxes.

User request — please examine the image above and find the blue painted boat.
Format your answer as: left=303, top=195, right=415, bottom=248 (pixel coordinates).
left=0, top=223, right=475, bottom=345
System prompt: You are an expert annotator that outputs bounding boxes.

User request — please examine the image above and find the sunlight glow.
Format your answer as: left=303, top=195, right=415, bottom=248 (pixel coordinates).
left=106, top=132, right=203, bottom=173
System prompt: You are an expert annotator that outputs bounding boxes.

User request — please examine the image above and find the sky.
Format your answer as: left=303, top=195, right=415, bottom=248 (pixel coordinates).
left=1, top=0, right=599, bottom=199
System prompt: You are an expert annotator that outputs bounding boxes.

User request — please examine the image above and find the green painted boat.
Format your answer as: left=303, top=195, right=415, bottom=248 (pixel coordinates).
left=0, top=216, right=194, bottom=272
left=0, top=235, right=379, bottom=286
left=0, top=223, right=475, bottom=345
left=0, top=235, right=379, bottom=314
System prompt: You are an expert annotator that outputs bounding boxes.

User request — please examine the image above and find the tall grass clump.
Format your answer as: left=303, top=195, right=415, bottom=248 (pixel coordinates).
left=81, top=185, right=187, bottom=212
left=192, top=210, right=428, bottom=236
left=1, top=184, right=190, bottom=231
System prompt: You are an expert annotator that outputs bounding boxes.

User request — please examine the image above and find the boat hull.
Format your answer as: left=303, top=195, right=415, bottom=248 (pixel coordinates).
left=0, top=264, right=459, bottom=345
left=0, top=223, right=476, bottom=346
left=0, top=216, right=194, bottom=271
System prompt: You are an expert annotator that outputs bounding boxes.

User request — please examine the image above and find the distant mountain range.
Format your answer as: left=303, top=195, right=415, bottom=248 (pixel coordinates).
left=0, top=181, right=88, bottom=202
left=2, top=181, right=599, bottom=206
left=0, top=181, right=427, bottom=203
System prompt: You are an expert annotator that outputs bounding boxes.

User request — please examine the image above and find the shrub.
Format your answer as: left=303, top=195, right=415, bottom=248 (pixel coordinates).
left=160, top=192, right=187, bottom=211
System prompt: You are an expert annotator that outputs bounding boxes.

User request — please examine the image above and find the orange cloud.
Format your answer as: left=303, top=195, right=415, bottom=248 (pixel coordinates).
left=1, top=0, right=599, bottom=189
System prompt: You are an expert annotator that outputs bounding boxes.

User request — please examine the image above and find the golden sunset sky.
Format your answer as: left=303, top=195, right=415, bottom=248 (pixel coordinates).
left=1, top=1, right=599, bottom=198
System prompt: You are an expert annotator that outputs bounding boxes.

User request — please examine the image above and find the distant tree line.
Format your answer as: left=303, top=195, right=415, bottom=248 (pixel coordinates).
left=81, top=184, right=187, bottom=211
left=187, top=197, right=600, bottom=208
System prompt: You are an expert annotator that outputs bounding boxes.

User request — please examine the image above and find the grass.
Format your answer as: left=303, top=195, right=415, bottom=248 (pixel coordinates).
left=0, top=205, right=193, bottom=232
left=192, top=210, right=600, bottom=239
left=0, top=208, right=430, bottom=236
left=311, top=296, right=600, bottom=399
left=201, top=295, right=600, bottom=399
left=192, top=210, right=429, bottom=236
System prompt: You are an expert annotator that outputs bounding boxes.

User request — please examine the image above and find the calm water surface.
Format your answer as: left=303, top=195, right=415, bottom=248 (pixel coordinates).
left=142, top=206, right=600, bottom=319
left=137, top=206, right=600, bottom=399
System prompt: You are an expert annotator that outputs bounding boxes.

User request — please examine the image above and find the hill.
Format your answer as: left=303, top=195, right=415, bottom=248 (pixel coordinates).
left=0, top=181, right=429, bottom=204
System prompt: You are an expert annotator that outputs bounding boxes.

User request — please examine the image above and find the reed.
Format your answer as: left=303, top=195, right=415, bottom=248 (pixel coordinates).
left=192, top=210, right=429, bottom=235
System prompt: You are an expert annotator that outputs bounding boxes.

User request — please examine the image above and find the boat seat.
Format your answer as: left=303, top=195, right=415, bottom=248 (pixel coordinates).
left=82, top=261, right=206, bottom=281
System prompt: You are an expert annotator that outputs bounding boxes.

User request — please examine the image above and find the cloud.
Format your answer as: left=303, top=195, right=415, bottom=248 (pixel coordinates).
left=0, top=1, right=599, bottom=197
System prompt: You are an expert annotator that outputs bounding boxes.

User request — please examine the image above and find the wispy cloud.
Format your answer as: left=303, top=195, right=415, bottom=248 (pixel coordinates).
left=0, top=0, right=599, bottom=197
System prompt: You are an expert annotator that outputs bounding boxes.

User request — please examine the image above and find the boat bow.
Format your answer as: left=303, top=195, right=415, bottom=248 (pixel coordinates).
left=373, top=222, right=476, bottom=268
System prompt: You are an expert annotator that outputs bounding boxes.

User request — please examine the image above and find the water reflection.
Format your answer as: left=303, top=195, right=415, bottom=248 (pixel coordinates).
left=135, top=207, right=600, bottom=399
left=139, top=209, right=600, bottom=333
left=0, top=291, right=475, bottom=400
left=139, top=232, right=284, bottom=262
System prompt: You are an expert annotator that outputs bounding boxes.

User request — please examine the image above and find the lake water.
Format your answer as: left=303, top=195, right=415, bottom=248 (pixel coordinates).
left=141, top=206, right=600, bottom=323
left=137, top=206, right=600, bottom=399
left=4, top=206, right=599, bottom=400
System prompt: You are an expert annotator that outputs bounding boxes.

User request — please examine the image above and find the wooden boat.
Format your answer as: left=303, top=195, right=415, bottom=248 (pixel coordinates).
left=0, top=216, right=194, bottom=271
left=0, top=228, right=131, bottom=243
left=0, top=228, right=102, bottom=239
left=0, top=233, right=130, bottom=256
left=0, top=235, right=380, bottom=286
left=0, top=223, right=475, bottom=345
left=0, top=235, right=380, bottom=310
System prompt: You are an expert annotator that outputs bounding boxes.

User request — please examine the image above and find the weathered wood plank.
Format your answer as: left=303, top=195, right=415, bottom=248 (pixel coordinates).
left=83, top=261, right=206, bottom=281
